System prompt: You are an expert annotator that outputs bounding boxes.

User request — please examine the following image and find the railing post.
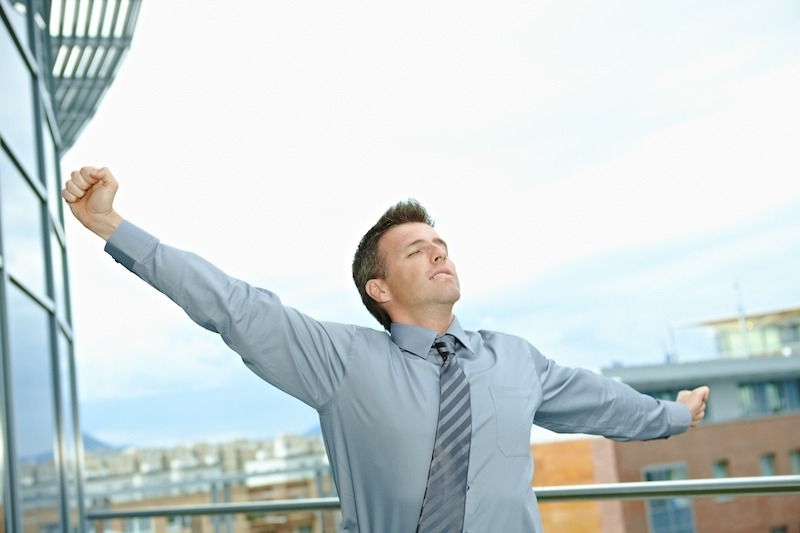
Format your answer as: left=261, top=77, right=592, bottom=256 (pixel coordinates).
left=210, top=482, right=220, bottom=533
left=315, top=467, right=325, bottom=533
left=223, top=481, right=232, bottom=533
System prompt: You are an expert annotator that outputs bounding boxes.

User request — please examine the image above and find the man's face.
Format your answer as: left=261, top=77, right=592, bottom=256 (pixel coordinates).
left=374, top=222, right=461, bottom=318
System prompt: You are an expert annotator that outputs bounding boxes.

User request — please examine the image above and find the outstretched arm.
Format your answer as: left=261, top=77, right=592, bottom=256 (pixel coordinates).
left=676, top=386, right=709, bottom=428
left=62, top=166, right=124, bottom=240
left=61, top=166, right=355, bottom=409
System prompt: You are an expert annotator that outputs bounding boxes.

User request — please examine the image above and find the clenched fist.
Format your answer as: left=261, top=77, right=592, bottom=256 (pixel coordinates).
left=676, top=386, right=710, bottom=428
left=62, top=166, right=123, bottom=240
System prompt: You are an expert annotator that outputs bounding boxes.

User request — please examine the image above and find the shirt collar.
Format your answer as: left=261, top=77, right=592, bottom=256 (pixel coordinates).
left=390, top=316, right=472, bottom=358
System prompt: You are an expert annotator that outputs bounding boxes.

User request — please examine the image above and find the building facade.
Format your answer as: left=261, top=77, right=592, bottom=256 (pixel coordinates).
left=532, top=306, right=800, bottom=533
left=533, top=413, right=800, bottom=533
left=0, top=1, right=139, bottom=531
left=83, top=433, right=337, bottom=533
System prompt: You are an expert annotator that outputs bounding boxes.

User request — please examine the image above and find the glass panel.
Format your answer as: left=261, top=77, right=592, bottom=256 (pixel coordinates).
left=123, top=517, right=154, bottom=532
left=0, top=23, right=37, bottom=176
left=784, top=379, right=800, bottom=411
left=739, top=379, right=800, bottom=416
left=6, top=283, right=60, bottom=532
left=1, top=357, right=5, bottom=533
left=644, top=464, right=695, bottom=533
left=760, top=453, right=776, bottom=476
left=737, top=384, right=755, bottom=416
left=764, top=327, right=782, bottom=355
left=711, top=460, right=729, bottom=478
left=791, top=450, right=800, bottom=475
left=50, top=229, right=68, bottom=320
left=7, top=2, right=29, bottom=44
left=747, top=327, right=783, bottom=357
left=711, top=459, right=733, bottom=503
left=787, top=324, right=800, bottom=344
left=58, top=333, right=80, bottom=531
left=0, top=150, right=47, bottom=297
left=42, top=119, right=60, bottom=213
left=166, top=516, right=192, bottom=532
left=718, top=331, right=746, bottom=358
left=765, top=382, right=782, bottom=413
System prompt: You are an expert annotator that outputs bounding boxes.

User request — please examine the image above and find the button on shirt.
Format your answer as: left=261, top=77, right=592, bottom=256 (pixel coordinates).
left=106, top=221, right=691, bottom=533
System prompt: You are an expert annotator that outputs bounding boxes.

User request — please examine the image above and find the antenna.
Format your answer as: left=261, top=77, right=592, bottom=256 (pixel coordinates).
left=664, top=325, right=677, bottom=363
left=734, top=281, right=751, bottom=358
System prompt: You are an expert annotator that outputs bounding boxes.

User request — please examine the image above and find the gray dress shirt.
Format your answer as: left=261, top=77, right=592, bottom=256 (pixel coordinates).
left=105, top=221, right=691, bottom=533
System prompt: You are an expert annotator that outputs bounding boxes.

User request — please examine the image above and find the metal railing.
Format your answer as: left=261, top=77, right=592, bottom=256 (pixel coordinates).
left=86, top=475, right=800, bottom=521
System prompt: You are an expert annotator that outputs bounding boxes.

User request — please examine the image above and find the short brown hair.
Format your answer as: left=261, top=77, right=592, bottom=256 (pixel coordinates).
left=352, top=199, right=434, bottom=329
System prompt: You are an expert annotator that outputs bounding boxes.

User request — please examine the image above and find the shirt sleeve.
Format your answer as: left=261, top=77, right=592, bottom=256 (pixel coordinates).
left=529, top=346, right=691, bottom=440
left=104, top=220, right=355, bottom=410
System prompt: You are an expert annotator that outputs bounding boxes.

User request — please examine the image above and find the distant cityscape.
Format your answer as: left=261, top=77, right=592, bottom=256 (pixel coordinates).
left=76, top=306, right=800, bottom=532
left=20, top=422, right=335, bottom=531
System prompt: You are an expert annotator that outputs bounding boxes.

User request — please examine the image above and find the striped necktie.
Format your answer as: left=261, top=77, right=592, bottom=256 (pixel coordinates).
left=417, top=334, right=472, bottom=533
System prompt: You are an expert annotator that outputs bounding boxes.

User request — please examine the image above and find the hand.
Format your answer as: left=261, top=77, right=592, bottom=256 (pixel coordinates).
left=62, top=166, right=123, bottom=240
left=676, top=386, right=709, bottom=428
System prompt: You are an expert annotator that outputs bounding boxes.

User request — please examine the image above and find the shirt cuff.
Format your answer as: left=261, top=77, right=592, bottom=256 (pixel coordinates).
left=665, top=400, right=693, bottom=435
left=104, top=220, right=158, bottom=271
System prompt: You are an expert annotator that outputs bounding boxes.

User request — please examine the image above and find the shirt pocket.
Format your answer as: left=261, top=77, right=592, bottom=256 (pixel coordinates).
left=490, top=386, right=534, bottom=458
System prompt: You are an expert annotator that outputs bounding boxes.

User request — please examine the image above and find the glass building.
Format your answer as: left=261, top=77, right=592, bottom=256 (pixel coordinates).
left=0, top=0, right=139, bottom=531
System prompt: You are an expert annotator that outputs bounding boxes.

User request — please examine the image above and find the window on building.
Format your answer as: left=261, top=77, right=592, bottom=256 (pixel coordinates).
left=718, top=327, right=784, bottom=357
left=6, top=283, right=59, bottom=531
left=711, top=459, right=733, bottom=503
left=643, top=464, right=695, bottom=533
left=760, top=453, right=777, bottom=476
left=749, top=327, right=783, bottom=356
left=790, top=450, right=800, bottom=475
left=0, top=22, right=37, bottom=174
left=711, top=459, right=729, bottom=478
left=738, top=379, right=800, bottom=416
left=166, top=515, right=192, bottom=532
left=123, top=517, right=153, bottom=532
left=0, top=151, right=47, bottom=297
left=784, top=323, right=800, bottom=348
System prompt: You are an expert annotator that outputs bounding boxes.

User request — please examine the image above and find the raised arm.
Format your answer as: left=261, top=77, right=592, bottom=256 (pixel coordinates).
left=61, top=166, right=355, bottom=409
left=62, top=166, right=123, bottom=240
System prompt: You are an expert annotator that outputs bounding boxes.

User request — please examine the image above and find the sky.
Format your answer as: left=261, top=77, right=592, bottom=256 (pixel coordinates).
left=60, top=0, right=800, bottom=448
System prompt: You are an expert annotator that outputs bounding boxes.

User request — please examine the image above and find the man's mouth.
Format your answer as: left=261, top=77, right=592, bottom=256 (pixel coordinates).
left=431, top=270, right=452, bottom=280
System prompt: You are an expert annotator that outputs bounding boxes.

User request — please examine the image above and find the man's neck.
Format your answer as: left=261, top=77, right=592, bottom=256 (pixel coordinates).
left=391, top=308, right=454, bottom=334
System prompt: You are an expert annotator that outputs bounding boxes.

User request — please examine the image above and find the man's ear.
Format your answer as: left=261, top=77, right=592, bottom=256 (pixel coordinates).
left=366, top=278, right=390, bottom=304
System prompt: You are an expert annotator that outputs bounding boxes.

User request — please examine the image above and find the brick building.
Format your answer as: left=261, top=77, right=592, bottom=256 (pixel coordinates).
left=532, top=306, right=800, bottom=532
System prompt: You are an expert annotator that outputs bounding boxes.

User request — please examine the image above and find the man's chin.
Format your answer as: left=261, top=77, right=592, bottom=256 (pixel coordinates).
left=446, top=289, right=461, bottom=305
left=431, top=284, right=460, bottom=306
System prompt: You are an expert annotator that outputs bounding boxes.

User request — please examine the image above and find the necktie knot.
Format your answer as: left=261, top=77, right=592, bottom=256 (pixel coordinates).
left=432, top=334, right=457, bottom=366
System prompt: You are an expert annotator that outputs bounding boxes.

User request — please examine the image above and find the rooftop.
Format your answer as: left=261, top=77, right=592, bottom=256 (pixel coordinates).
left=684, top=305, right=800, bottom=330
left=603, top=353, right=800, bottom=389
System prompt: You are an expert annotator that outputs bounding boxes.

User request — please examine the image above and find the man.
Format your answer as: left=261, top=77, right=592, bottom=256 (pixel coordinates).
left=63, top=166, right=708, bottom=533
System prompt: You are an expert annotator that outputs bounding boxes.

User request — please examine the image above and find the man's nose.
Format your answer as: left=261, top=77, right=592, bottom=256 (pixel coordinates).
left=432, top=246, right=447, bottom=262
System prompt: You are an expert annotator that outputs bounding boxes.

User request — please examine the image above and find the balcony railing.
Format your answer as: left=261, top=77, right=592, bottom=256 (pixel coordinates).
left=86, top=475, right=800, bottom=521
